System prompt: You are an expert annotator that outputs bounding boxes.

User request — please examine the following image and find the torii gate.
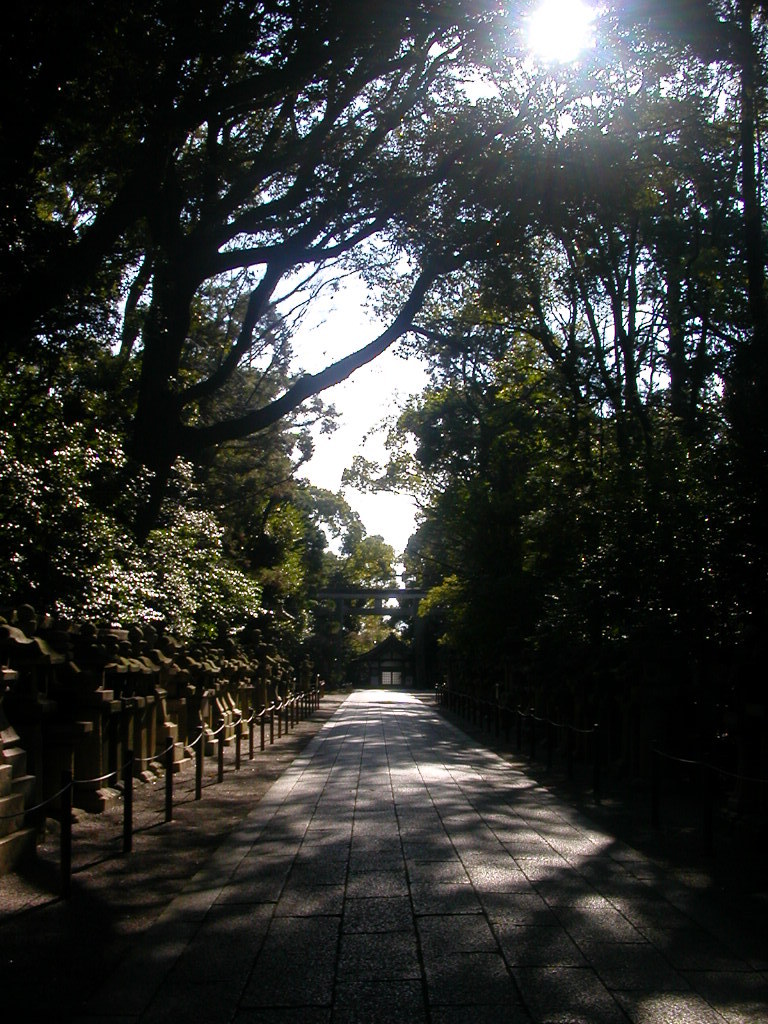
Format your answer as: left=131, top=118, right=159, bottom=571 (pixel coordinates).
left=316, top=587, right=426, bottom=620
left=316, top=588, right=429, bottom=687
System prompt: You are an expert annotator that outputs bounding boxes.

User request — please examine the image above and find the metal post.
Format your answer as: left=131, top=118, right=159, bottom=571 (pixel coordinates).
left=165, top=736, right=174, bottom=823
left=123, top=749, right=134, bottom=854
left=566, top=727, right=574, bottom=780
left=270, top=705, right=274, bottom=744
left=701, top=760, right=714, bottom=853
left=248, top=710, right=255, bottom=760
left=195, top=724, right=204, bottom=801
left=235, top=715, right=242, bottom=771
left=260, top=710, right=266, bottom=751
left=60, top=769, right=72, bottom=899
left=651, top=747, right=660, bottom=829
left=592, top=723, right=601, bottom=803
left=217, top=718, right=225, bottom=783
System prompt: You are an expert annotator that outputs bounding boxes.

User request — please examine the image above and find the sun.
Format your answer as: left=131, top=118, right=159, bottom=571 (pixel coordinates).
left=526, top=0, right=596, bottom=63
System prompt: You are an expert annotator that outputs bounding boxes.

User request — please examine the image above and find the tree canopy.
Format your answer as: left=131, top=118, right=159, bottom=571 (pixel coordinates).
left=3, top=1, right=768, bottom=715
left=2, top=0, right=513, bottom=533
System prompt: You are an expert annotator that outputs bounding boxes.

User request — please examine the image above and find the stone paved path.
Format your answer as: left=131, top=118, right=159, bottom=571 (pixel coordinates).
left=75, top=691, right=767, bottom=1024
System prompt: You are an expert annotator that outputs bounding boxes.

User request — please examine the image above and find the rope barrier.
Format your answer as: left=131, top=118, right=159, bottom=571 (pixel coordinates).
left=0, top=681, right=326, bottom=898
left=654, top=746, right=768, bottom=786
left=71, top=769, right=119, bottom=786
left=0, top=782, right=72, bottom=819
left=712, top=764, right=768, bottom=785
left=449, top=694, right=597, bottom=737
left=449, top=692, right=768, bottom=789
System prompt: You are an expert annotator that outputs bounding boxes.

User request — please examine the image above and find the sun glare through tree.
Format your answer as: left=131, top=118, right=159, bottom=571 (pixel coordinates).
left=526, top=0, right=596, bottom=62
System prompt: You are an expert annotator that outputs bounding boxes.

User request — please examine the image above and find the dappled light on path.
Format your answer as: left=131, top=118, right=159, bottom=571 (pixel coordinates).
left=78, top=689, right=766, bottom=1024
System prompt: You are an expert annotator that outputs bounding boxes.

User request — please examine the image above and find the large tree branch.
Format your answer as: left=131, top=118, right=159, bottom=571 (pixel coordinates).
left=177, top=260, right=451, bottom=455
left=179, top=260, right=286, bottom=406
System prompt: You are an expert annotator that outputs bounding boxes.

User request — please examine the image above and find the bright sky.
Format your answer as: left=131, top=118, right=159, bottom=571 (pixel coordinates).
left=294, top=276, right=427, bottom=557
left=295, top=1, right=597, bottom=557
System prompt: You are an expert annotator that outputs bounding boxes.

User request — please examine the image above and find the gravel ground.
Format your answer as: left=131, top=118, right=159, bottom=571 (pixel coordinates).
left=0, top=694, right=347, bottom=1023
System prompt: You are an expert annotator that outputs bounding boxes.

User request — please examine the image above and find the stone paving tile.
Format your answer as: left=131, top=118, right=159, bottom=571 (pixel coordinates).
left=399, top=816, right=447, bottom=836
left=410, top=880, right=485, bottom=916
left=288, top=857, right=349, bottom=887
left=646, top=928, right=752, bottom=972
left=578, top=941, right=689, bottom=991
left=430, top=1007, right=532, bottom=1024
left=515, top=854, right=578, bottom=882
left=401, top=838, right=457, bottom=860
left=343, top=895, right=414, bottom=932
left=348, top=850, right=404, bottom=872
left=241, top=955, right=336, bottom=1006
left=260, top=914, right=342, bottom=954
left=553, top=903, right=648, bottom=944
left=75, top=691, right=768, bottom=1024
left=424, top=951, right=521, bottom=1006
left=140, top=978, right=239, bottom=1024
left=303, top=823, right=354, bottom=839
left=496, top=924, right=587, bottom=967
left=681, top=971, right=768, bottom=1024
left=346, top=868, right=410, bottom=899
left=480, top=890, right=560, bottom=925
left=333, top=980, right=426, bottom=1024
left=337, top=931, right=421, bottom=979
left=301, top=838, right=352, bottom=860
left=214, top=854, right=293, bottom=904
left=416, top=913, right=499, bottom=953
left=234, top=1010, right=332, bottom=1024
left=408, top=859, right=470, bottom=884
left=530, top=874, right=600, bottom=906
left=466, top=862, right=533, bottom=893
left=606, top=896, right=695, bottom=936
left=169, top=902, right=273, bottom=984
left=614, top=991, right=729, bottom=1023
left=512, top=966, right=629, bottom=1023
left=275, top=883, right=346, bottom=916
